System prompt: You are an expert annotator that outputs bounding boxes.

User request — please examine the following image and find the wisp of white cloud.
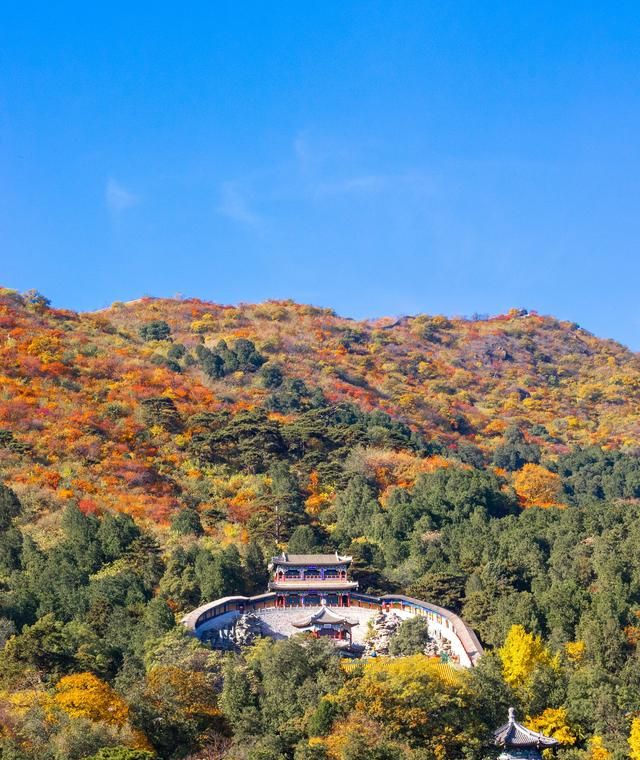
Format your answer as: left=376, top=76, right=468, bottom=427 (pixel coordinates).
left=314, top=174, right=387, bottom=196
left=106, top=178, right=140, bottom=214
left=217, top=181, right=261, bottom=226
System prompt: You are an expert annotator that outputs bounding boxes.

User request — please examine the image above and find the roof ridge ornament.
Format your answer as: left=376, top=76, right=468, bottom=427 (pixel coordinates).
left=494, top=708, right=558, bottom=754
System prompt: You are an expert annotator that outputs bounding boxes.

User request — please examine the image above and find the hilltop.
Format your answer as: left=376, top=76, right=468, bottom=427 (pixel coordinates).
left=1, top=288, right=640, bottom=532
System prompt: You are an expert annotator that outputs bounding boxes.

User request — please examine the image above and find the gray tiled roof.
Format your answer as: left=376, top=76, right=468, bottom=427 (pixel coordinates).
left=270, top=552, right=352, bottom=566
left=494, top=709, right=558, bottom=748
left=292, top=607, right=359, bottom=628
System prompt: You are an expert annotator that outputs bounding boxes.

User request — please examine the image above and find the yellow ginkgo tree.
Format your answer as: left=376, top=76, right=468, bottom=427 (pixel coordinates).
left=524, top=707, right=576, bottom=746
left=499, top=625, right=558, bottom=692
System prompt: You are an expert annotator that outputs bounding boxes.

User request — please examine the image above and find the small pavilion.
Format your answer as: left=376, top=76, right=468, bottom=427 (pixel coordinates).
left=291, top=605, right=359, bottom=645
left=494, top=708, right=559, bottom=759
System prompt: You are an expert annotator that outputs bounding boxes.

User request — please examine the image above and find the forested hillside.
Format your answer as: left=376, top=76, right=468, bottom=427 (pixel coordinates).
left=3, top=287, right=640, bottom=759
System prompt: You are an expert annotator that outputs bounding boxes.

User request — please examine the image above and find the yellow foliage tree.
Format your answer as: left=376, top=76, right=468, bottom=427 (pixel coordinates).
left=564, top=640, right=586, bottom=664
left=324, top=713, right=388, bottom=759
left=145, top=664, right=222, bottom=721
left=589, top=735, right=611, bottom=759
left=499, top=625, right=557, bottom=690
left=190, top=313, right=217, bottom=333
left=513, top=463, right=563, bottom=508
left=4, top=687, right=50, bottom=718
left=53, top=672, right=129, bottom=726
left=305, top=470, right=334, bottom=516
left=629, top=717, right=640, bottom=760
left=524, top=707, right=576, bottom=745
left=327, top=655, right=480, bottom=756
left=26, top=334, right=64, bottom=363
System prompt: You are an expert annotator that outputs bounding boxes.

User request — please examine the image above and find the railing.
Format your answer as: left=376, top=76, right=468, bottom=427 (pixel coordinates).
left=182, top=590, right=483, bottom=667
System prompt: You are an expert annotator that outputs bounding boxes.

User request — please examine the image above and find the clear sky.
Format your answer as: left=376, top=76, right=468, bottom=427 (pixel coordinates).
left=2, top=2, right=640, bottom=347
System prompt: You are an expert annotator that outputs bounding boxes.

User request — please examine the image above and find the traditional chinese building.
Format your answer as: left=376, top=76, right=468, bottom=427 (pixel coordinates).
left=494, top=708, right=558, bottom=759
left=183, top=549, right=484, bottom=667
left=268, top=552, right=358, bottom=608
left=291, top=605, right=359, bottom=644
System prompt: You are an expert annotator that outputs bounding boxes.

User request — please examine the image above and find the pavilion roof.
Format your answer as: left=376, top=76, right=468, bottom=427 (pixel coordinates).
left=494, top=708, right=559, bottom=749
left=292, top=607, right=359, bottom=629
left=270, top=552, right=353, bottom=566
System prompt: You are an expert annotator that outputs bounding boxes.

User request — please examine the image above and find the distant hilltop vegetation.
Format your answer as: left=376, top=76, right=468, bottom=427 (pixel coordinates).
left=1, top=287, right=640, bottom=527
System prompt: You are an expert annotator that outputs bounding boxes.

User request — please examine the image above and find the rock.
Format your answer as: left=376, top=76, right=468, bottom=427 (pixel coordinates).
left=364, top=612, right=454, bottom=660
left=229, top=613, right=263, bottom=649
left=364, top=612, right=403, bottom=656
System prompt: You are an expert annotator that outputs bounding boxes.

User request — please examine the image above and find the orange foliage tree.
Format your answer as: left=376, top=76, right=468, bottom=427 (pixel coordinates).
left=513, top=463, right=563, bottom=508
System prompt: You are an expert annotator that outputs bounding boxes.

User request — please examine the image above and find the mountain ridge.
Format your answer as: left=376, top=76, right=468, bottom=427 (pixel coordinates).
left=2, top=286, right=640, bottom=531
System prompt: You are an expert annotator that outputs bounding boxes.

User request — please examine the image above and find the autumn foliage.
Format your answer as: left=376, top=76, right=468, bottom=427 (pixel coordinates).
left=3, top=288, right=640, bottom=757
left=629, top=717, right=640, bottom=760
left=53, top=672, right=129, bottom=726
left=524, top=706, right=576, bottom=746
left=1, top=288, right=639, bottom=535
left=513, top=463, right=563, bottom=508
left=499, top=624, right=557, bottom=692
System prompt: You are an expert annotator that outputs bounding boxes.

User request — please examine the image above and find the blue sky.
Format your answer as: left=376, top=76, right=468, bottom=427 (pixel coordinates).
left=2, top=2, right=640, bottom=347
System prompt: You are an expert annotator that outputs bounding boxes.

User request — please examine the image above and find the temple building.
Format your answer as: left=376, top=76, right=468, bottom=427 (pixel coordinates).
left=494, top=708, right=558, bottom=759
left=268, top=552, right=358, bottom=608
left=182, top=548, right=484, bottom=667
left=291, top=604, right=359, bottom=645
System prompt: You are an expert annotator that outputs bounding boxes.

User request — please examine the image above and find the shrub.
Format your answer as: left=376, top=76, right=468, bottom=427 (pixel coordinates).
left=139, top=321, right=171, bottom=341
